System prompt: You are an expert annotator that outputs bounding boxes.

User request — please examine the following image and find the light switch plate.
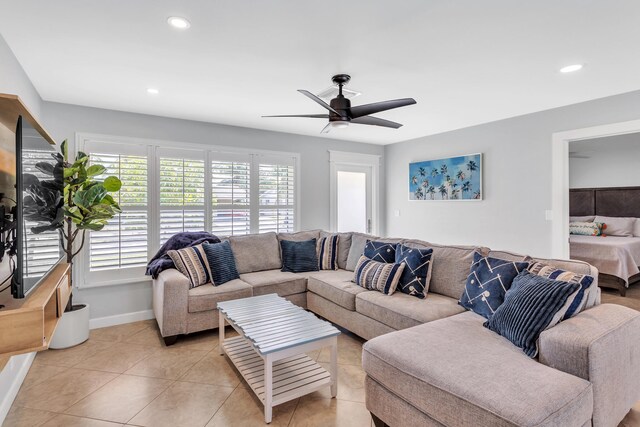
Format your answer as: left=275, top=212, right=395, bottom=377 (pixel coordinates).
left=545, top=210, right=553, bottom=221
left=394, top=210, right=401, bottom=217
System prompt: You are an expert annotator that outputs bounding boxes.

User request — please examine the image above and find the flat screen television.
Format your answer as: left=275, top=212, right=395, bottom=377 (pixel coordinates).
left=0, top=115, right=64, bottom=299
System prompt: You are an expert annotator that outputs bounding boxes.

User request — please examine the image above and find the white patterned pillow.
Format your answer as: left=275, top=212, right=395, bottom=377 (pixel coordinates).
left=168, top=244, right=212, bottom=288
left=353, top=255, right=405, bottom=295
left=569, top=221, right=603, bottom=236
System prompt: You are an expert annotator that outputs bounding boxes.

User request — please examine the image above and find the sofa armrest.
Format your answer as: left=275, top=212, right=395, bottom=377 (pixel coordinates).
left=152, top=269, right=190, bottom=337
left=539, top=303, right=640, bottom=427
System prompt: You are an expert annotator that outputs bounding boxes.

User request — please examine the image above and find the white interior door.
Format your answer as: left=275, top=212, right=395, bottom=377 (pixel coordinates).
left=335, top=165, right=372, bottom=233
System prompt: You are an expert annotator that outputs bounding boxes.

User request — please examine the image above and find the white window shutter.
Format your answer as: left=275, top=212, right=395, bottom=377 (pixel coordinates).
left=159, top=157, right=206, bottom=244
left=88, top=153, right=148, bottom=271
left=258, top=156, right=296, bottom=233
left=211, top=158, right=251, bottom=237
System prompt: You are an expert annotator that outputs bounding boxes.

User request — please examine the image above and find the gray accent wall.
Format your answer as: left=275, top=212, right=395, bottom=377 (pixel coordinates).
left=384, top=89, right=640, bottom=258
left=43, top=101, right=384, bottom=320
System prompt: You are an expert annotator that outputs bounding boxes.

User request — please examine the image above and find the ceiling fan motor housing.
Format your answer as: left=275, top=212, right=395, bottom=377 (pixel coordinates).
left=329, top=96, right=351, bottom=122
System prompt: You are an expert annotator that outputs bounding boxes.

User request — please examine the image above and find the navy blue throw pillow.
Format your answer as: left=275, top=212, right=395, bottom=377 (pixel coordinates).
left=202, top=241, right=240, bottom=286
left=484, top=271, right=580, bottom=357
left=281, top=239, right=319, bottom=273
left=364, top=240, right=396, bottom=263
left=459, top=252, right=529, bottom=319
left=395, top=244, right=433, bottom=299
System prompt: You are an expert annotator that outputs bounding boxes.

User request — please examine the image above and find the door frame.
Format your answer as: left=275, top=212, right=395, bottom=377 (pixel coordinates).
left=551, top=118, right=640, bottom=258
left=329, top=150, right=381, bottom=235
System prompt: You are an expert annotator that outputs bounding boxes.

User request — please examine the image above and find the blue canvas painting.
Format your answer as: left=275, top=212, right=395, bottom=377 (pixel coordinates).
left=409, top=153, right=482, bottom=200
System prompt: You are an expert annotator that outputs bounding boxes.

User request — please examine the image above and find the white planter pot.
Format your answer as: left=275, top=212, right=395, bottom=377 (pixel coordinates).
left=49, top=303, right=90, bottom=349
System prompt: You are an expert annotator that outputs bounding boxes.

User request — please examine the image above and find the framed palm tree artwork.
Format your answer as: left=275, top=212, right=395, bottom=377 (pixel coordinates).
left=409, top=153, right=482, bottom=201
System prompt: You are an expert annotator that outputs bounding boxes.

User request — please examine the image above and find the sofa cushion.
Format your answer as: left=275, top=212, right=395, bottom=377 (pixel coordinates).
left=202, top=241, right=240, bottom=285
left=404, top=240, right=487, bottom=299
left=346, top=232, right=378, bottom=271
left=227, top=232, right=281, bottom=274
left=459, top=252, right=530, bottom=319
left=317, top=234, right=339, bottom=270
left=277, top=230, right=321, bottom=242
left=321, top=231, right=352, bottom=270
left=354, top=256, right=404, bottom=295
left=240, top=269, right=307, bottom=297
left=306, top=269, right=366, bottom=311
left=364, top=240, right=397, bottom=263
left=280, top=239, right=319, bottom=273
left=187, top=279, right=253, bottom=313
left=356, top=291, right=464, bottom=330
left=395, top=244, right=433, bottom=299
left=167, top=244, right=212, bottom=289
left=485, top=271, right=580, bottom=357
left=528, top=261, right=595, bottom=320
left=363, top=311, right=593, bottom=427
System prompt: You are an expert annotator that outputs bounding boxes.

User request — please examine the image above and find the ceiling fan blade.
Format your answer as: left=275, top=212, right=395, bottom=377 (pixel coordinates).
left=262, top=114, right=330, bottom=118
left=320, top=123, right=332, bottom=134
left=349, top=98, right=416, bottom=119
left=298, top=90, right=341, bottom=115
left=350, top=116, right=403, bottom=129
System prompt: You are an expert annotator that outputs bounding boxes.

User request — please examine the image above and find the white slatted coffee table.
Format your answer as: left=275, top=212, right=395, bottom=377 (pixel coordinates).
left=217, top=293, right=340, bottom=424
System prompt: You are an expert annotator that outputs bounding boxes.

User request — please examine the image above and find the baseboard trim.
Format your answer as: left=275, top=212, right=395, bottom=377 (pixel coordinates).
left=89, top=309, right=155, bottom=329
left=0, top=352, right=36, bottom=424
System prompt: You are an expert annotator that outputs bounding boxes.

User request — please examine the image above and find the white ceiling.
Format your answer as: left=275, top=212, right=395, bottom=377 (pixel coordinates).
left=1, top=1, right=640, bottom=145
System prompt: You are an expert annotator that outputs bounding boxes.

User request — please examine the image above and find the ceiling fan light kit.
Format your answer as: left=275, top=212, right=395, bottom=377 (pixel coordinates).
left=263, top=74, right=417, bottom=133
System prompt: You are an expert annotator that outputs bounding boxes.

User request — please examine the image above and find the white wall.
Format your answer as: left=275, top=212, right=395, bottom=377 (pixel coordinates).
left=42, top=101, right=385, bottom=321
left=0, top=34, right=42, bottom=116
left=0, top=33, right=41, bottom=425
left=384, top=89, right=640, bottom=257
left=570, top=133, right=640, bottom=189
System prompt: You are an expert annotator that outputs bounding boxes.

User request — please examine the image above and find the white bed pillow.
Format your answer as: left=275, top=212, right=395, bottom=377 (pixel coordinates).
left=634, top=218, right=640, bottom=237
left=594, top=215, right=636, bottom=237
left=570, top=215, right=595, bottom=222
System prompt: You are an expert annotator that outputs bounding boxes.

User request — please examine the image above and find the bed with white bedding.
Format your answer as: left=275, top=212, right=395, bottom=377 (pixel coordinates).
left=570, top=235, right=640, bottom=295
left=569, top=186, right=640, bottom=296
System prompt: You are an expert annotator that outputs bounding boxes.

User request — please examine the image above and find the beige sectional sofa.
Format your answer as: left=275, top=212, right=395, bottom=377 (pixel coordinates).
left=152, top=230, right=640, bottom=427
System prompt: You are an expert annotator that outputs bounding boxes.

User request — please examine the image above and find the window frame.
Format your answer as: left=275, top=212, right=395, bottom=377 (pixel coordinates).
left=75, top=133, right=300, bottom=289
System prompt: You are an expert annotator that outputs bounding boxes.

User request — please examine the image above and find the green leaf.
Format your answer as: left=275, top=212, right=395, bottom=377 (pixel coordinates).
left=73, top=185, right=108, bottom=209
left=64, top=206, right=83, bottom=220
left=64, top=167, right=76, bottom=178
left=103, top=176, right=122, bottom=192
left=86, top=164, right=106, bottom=177
left=61, top=140, right=68, bottom=161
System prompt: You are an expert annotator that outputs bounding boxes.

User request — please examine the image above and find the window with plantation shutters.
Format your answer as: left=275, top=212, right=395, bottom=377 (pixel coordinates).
left=76, top=133, right=299, bottom=288
left=21, top=149, right=62, bottom=277
left=258, top=157, right=296, bottom=233
left=211, top=157, right=251, bottom=236
left=159, top=155, right=206, bottom=244
left=88, top=153, right=148, bottom=271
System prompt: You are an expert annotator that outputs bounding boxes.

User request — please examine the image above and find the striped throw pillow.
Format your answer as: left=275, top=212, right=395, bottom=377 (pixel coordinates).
left=484, top=270, right=580, bottom=358
left=354, top=255, right=405, bottom=295
left=317, top=235, right=339, bottom=270
left=527, top=262, right=595, bottom=319
left=167, top=244, right=212, bottom=288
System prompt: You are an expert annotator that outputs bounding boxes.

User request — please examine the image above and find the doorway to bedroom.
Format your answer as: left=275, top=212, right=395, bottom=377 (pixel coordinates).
left=567, top=131, right=640, bottom=307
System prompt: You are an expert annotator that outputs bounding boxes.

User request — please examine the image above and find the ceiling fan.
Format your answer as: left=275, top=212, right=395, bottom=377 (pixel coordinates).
left=263, top=74, right=417, bottom=133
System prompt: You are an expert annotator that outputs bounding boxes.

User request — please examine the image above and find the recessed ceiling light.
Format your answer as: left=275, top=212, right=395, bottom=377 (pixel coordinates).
left=167, top=16, right=190, bottom=29
left=147, top=88, right=159, bottom=95
left=560, top=64, right=584, bottom=73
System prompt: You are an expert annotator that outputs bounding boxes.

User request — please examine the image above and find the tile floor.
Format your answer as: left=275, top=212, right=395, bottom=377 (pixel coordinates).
left=4, top=321, right=372, bottom=427
left=3, top=285, right=639, bottom=427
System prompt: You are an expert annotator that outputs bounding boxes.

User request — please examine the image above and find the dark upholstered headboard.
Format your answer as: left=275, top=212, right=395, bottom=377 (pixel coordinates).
left=570, top=187, right=640, bottom=217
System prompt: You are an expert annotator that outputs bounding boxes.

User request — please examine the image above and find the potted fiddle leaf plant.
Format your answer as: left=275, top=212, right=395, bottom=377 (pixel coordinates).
left=27, top=140, right=122, bottom=348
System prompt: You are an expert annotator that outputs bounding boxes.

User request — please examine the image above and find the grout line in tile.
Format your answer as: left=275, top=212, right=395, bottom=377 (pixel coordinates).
left=122, top=379, right=178, bottom=425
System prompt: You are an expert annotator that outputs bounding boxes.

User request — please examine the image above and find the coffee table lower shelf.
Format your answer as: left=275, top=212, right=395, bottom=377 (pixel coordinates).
left=221, top=336, right=333, bottom=407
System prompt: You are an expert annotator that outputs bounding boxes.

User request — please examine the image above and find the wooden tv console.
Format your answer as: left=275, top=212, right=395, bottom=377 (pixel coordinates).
left=0, top=262, right=71, bottom=359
